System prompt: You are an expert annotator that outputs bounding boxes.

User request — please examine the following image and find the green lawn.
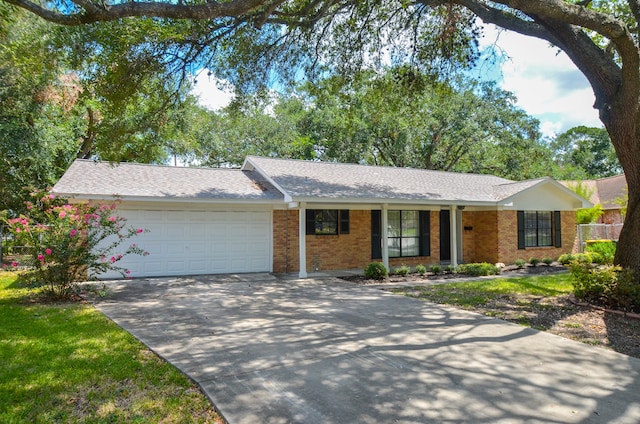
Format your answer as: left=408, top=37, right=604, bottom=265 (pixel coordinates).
left=393, top=273, right=574, bottom=308
left=0, top=271, right=222, bottom=423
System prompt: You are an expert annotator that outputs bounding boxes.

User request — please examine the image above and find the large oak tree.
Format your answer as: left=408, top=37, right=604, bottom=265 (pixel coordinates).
left=4, top=0, right=640, bottom=275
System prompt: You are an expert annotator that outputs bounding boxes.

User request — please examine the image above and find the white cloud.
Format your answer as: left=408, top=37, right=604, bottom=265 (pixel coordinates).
left=479, top=25, right=602, bottom=137
left=191, top=69, right=235, bottom=111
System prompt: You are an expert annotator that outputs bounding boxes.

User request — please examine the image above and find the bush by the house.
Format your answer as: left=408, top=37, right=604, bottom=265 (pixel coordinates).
left=542, top=258, right=554, bottom=266
left=457, top=263, right=500, bottom=277
left=570, top=262, right=640, bottom=312
left=415, top=264, right=427, bottom=275
left=365, top=262, right=388, bottom=280
left=429, top=265, right=442, bottom=275
left=394, top=265, right=411, bottom=276
left=2, top=190, right=147, bottom=299
left=529, top=258, right=540, bottom=267
left=444, top=265, right=456, bottom=274
left=514, top=259, right=526, bottom=269
left=585, top=241, right=616, bottom=264
left=558, top=253, right=575, bottom=265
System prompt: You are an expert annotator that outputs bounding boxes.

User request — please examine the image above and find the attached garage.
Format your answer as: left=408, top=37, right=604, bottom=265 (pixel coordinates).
left=51, top=160, right=284, bottom=279
left=100, top=207, right=272, bottom=279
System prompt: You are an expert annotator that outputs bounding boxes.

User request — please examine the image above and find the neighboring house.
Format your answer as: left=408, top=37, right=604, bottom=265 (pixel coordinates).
left=52, top=156, right=591, bottom=279
left=562, top=175, right=627, bottom=225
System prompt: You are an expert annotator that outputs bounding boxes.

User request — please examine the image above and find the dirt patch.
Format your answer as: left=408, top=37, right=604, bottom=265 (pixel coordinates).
left=462, top=294, right=640, bottom=358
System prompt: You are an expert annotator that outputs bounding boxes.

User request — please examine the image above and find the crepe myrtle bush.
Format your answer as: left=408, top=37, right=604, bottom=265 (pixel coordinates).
left=2, top=190, right=148, bottom=299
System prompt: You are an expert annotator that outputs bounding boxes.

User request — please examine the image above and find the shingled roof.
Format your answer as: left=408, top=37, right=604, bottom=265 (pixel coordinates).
left=52, top=160, right=284, bottom=202
left=244, top=156, right=552, bottom=205
left=560, top=174, right=627, bottom=210
left=53, top=157, right=585, bottom=207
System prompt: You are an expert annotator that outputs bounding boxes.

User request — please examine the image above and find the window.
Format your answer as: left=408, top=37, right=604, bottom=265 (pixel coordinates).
left=517, top=210, right=562, bottom=249
left=388, top=210, right=420, bottom=257
left=306, top=210, right=349, bottom=235
left=371, top=210, right=430, bottom=259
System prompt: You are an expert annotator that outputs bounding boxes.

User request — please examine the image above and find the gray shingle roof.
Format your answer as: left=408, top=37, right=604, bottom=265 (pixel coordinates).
left=52, top=160, right=284, bottom=201
left=245, top=156, right=530, bottom=204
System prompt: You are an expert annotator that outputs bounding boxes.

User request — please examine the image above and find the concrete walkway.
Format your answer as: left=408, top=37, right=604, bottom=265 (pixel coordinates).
left=92, top=274, right=640, bottom=423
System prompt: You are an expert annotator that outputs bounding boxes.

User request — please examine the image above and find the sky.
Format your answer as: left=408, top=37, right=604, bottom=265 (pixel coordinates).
left=191, top=24, right=604, bottom=139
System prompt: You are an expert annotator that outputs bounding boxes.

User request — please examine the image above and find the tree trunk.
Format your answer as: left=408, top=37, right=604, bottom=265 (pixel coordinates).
left=608, top=113, right=640, bottom=278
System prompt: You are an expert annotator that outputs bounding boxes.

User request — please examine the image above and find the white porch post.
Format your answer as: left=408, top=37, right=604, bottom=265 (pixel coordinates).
left=299, top=202, right=307, bottom=278
left=456, top=207, right=464, bottom=263
left=450, top=206, right=458, bottom=267
left=382, top=204, right=389, bottom=271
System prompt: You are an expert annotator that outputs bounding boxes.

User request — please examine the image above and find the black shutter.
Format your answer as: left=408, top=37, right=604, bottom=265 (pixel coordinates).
left=419, top=211, right=431, bottom=257
left=340, top=210, right=350, bottom=234
left=517, top=211, right=525, bottom=250
left=554, top=211, right=562, bottom=247
left=306, top=209, right=316, bottom=235
left=371, top=210, right=382, bottom=259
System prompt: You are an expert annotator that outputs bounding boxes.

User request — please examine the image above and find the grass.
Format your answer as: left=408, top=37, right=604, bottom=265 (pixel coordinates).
left=0, top=271, right=223, bottom=423
left=393, top=273, right=574, bottom=308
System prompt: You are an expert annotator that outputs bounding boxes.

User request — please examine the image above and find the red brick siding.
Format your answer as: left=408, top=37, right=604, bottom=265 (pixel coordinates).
left=273, top=209, right=440, bottom=272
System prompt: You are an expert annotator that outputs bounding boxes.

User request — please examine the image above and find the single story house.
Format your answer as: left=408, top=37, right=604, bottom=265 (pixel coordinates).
left=52, top=156, right=591, bottom=279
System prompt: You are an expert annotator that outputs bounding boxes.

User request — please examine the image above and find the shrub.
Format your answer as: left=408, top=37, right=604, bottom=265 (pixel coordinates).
left=364, top=262, right=388, bottom=280
left=3, top=190, right=147, bottom=299
left=558, top=253, right=575, bottom=265
left=542, top=258, right=554, bottom=266
left=415, top=264, right=427, bottom=275
left=514, top=259, right=526, bottom=269
left=529, top=258, right=540, bottom=267
left=573, top=253, right=594, bottom=264
left=429, top=264, right=442, bottom=275
left=444, top=265, right=456, bottom=274
left=457, top=262, right=500, bottom=277
left=585, top=241, right=616, bottom=264
left=394, top=265, right=411, bottom=276
left=570, top=262, right=640, bottom=311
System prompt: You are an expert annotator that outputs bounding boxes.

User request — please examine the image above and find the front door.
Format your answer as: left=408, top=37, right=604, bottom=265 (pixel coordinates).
left=440, top=210, right=451, bottom=262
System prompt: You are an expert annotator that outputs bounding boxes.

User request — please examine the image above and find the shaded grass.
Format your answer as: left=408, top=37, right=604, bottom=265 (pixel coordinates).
left=0, top=271, right=223, bottom=423
left=393, top=273, right=574, bottom=308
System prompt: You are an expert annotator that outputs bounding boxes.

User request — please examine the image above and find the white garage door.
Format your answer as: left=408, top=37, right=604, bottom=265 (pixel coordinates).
left=99, top=209, right=272, bottom=279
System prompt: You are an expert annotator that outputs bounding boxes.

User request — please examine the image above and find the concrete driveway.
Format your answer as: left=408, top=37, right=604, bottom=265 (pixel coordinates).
left=93, top=274, right=640, bottom=423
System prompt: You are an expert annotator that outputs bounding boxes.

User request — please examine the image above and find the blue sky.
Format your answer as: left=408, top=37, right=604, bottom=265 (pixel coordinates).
left=192, top=24, right=603, bottom=139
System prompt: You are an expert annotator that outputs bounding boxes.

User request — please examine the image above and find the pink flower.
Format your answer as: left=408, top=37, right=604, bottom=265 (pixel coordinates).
left=70, top=229, right=77, bottom=237
left=11, top=262, right=18, bottom=267
left=125, top=269, right=131, bottom=275
left=45, top=248, right=52, bottom=255
left=110, top=256, right=116, bottom=263
left=59, top=210, right=67, bottom=218
left=15, top=228, right=21, bottom=233
left=136, top=228, right=144, bottom=233
left=37, top=255, right=44, bottom=261
left=108, top=216, right=116, bottom=222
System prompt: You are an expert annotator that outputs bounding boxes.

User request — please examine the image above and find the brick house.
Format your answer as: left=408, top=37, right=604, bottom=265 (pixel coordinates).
left=53, top=156, right=590, bottom=279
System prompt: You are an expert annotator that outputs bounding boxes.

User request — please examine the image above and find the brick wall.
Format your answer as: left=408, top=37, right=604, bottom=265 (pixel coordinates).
left=496, top=210, right=576, bottom=264
left=273, top=209, right=440, bottom=272
left=273, top=209, right=576, bottom=271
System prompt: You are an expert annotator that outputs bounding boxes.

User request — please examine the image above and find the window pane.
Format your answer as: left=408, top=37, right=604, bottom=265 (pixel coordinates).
left=316, top=210, right=338, bottom=235
left=537, top=211, right=552, bottom=246
left=388, top=238, right=401, bottom=258
left=388, top=211, right=401, bottom=237
left=402, top=211, right=419, bottom=237
left=402, top=237, right=419, bottom=256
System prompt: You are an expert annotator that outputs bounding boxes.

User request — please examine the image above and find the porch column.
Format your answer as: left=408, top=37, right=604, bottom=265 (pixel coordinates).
left=456, top=206, right=464, bottom=263
left=299, top=202, right=307, bottom=278
left=381, top=204, right=389, bottom=271
left=450, top=206, right=458, bottom=267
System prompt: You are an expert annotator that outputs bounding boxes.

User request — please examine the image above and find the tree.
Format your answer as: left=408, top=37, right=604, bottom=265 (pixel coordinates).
left=299, top=68, right=554, bottom=179
left=5, top=0, right=640, bottom=275
left=0, top=9, right=200, bottom=214
left=552, top=126, right=622, bottom=179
